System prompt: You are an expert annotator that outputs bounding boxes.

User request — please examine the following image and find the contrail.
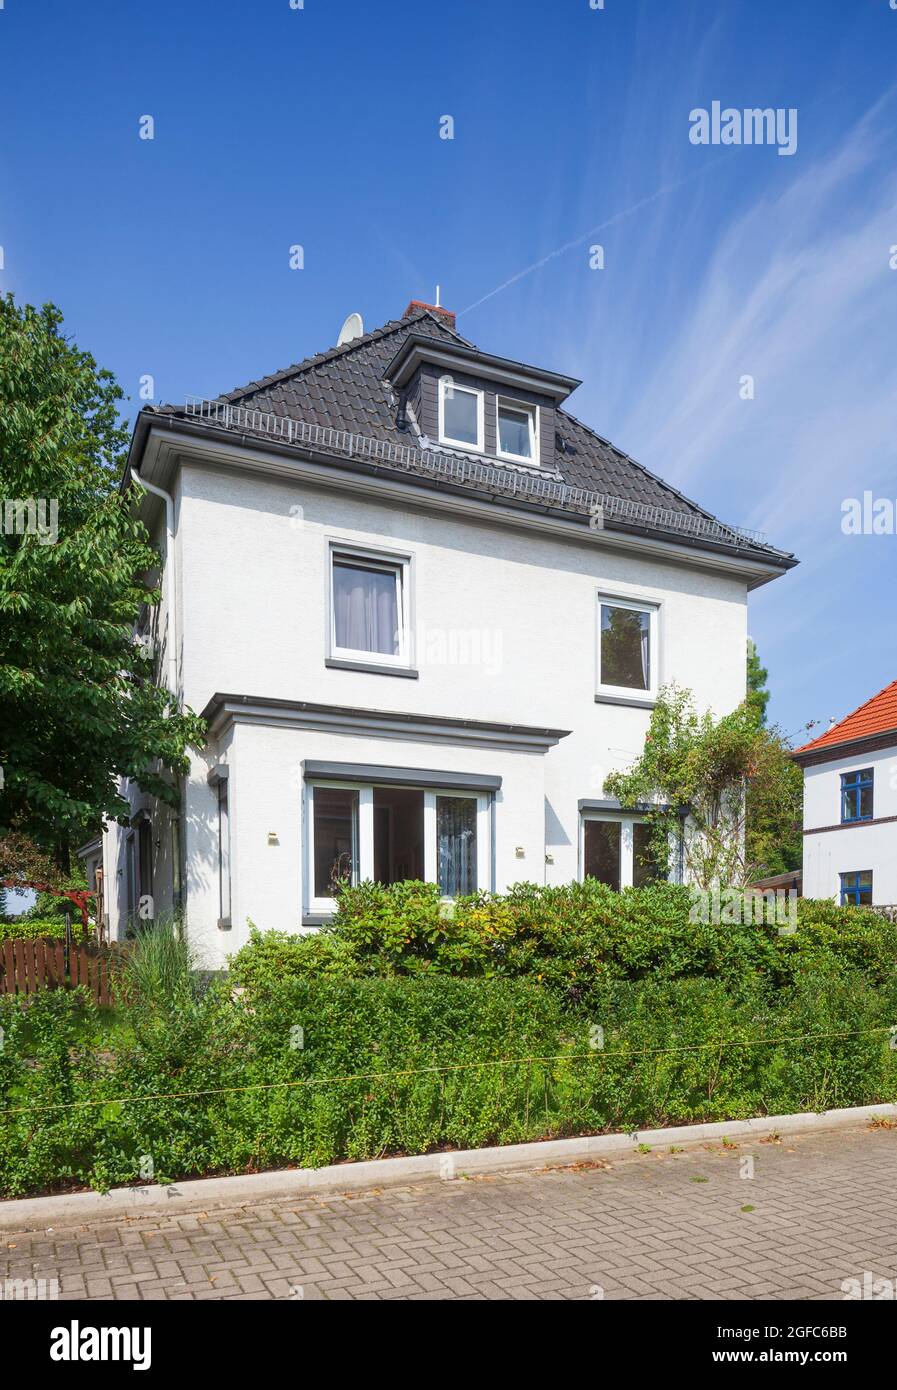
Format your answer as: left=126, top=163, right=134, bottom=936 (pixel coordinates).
left=457, top=155, right=729, bottom=318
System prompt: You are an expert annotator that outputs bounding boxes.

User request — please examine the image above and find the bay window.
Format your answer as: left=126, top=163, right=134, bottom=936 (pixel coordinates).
left=306, top=778, right=492, bottom=914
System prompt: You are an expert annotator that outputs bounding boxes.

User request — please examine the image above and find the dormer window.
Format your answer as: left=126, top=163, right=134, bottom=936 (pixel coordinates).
left=438, top=376, right=483, bottom=451
left=497, top=398, right=538, bottom=464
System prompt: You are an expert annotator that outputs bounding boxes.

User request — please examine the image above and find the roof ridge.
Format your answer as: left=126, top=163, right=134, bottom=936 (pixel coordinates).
left=219, top=309, right=476, bottom=405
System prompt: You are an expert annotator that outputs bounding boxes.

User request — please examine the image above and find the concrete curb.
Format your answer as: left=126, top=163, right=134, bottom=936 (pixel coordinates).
left=1, top=1101, right=894, bottom=1232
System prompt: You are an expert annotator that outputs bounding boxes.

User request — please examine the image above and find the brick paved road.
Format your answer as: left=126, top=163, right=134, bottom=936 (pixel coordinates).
left=4, top=1124, right=896, bottom=1300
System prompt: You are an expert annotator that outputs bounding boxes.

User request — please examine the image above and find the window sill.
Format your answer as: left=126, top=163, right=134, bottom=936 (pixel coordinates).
left=595, top=692, right=656, bottom=710
left=326, top=656, right=418, bottom=679
left=302, top=912, right=335, bottom=928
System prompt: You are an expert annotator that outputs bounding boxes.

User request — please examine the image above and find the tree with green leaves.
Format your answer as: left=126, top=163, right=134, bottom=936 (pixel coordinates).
left=605, top=683, right=802, bottom=889
left=746, top=637, right=770, bottom=726
left=0, top=296, right=205, bottom=873
left=743, top=640, right=802, bottom=874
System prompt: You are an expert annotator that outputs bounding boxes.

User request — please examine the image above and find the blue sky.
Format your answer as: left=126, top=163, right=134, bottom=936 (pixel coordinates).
left=1, top=0, right=896, bottom=739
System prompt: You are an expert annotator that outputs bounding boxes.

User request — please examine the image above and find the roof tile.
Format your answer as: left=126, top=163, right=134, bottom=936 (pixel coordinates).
left=795, top=678, right=897, bottom=754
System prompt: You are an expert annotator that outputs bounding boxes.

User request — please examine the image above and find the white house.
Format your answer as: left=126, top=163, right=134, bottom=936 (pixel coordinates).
left=94, top=301, right=795, bottom=968
left=795, top=679, right=897, bottom=906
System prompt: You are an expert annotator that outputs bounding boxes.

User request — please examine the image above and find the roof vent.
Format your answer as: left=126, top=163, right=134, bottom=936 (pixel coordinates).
left=337, top=312, right=364, bottom=346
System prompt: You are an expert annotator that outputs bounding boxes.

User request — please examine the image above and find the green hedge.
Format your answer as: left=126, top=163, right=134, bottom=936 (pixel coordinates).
left=2, top=882, right=895, bottom=1198
left=1, top=966, right=895, bottom=1198
left=0, top=918, right=68, bottom=942
left=230, top=880, right=897, bottom=1004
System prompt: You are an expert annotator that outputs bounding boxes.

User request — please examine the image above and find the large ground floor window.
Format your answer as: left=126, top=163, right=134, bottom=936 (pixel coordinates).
left=307, top=781, right=491, bottom=913
left=581, top=813, right=665, bottom=890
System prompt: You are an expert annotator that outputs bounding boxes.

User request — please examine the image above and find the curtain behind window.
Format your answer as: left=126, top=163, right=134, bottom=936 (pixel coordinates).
left=333, top=560, right=399, bottom=655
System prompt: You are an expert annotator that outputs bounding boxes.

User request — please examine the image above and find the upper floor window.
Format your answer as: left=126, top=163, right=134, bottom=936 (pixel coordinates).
left=840, top=768, right=873, bottom=823
left=596, top=595, right=658, bottom=701
left=496, top=398, right=537, bottom=464
left=329, top=545, right=410, bottom=668
left=840, top=870, right=872, bottom=907
left=438, top=376, right=483, bottom=451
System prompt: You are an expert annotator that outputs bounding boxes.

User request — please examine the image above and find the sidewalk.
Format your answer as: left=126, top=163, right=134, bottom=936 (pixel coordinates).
left=3, top=1123, right=896, bottom=1300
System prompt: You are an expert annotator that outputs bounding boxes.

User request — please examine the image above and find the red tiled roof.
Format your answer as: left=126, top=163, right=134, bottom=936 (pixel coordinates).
left=795, top=678, right=897, bottom=754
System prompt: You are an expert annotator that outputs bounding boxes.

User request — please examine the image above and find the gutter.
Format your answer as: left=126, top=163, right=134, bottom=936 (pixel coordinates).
left=131, top=466, right=178, bottom=695
left=130, top=410, right=796, bottom=583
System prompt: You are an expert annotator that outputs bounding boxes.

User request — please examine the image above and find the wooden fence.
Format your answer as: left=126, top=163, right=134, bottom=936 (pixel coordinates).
left=0, top=937, right=119, bottom=1007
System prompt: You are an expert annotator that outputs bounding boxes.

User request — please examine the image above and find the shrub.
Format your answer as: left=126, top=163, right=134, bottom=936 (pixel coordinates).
left=0, top=918, right=68, bottom=941
left=1, top=967, right=894, bottom=1198
left=229, top=880, right=897, bottom=1006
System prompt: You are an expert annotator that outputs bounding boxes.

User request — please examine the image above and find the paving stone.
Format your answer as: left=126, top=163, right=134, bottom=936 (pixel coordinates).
left=5, top=1126, right=896, bottom=1301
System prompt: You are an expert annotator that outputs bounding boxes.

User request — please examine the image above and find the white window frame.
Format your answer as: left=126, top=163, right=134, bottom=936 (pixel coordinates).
left=305, top=781, right=491, bottom=915
left=438, top=376, right=485, bottom=452
left=580, top=812, right=667, bottom=889
left=595, top=592, right=660, bottom=703
left=496, top=396, right=539, bottom=465
left=328, top=542, right=412, bottom=670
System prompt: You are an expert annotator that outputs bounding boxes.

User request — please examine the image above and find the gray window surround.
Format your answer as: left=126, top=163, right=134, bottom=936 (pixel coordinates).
left=325, top=656, right=419, bottom=679
left=325, top=538, right=415, bottom=675
left=594, top=692, right=656, bottom=710
left=303, top=760, right=501, bottom=792
left=207, top=765, right=231, bottom=929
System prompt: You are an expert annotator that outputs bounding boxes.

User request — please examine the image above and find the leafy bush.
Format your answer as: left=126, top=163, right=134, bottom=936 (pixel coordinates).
left=0, top=917, right=68, bottom=941
left=230, top=880, right=897, bottom=1006
left=1, top=966, right=894, bottom=1198
left=3, top=882, right=896, bottom=1199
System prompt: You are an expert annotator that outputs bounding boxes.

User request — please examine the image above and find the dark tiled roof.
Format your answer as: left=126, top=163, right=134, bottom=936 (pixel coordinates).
left=147, top=308, right=792, bottom=564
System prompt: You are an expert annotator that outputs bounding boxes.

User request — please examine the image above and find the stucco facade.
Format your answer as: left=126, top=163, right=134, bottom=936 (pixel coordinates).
left=97, top=307, right=793, bottom=969
left=801, top=744, right=897, bottom=906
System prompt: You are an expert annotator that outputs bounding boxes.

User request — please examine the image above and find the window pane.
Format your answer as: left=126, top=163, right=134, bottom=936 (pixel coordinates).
left=313, top=788, right=359, bottom=897
left=373, top=787, right=424, bottom=884
left=437, top=797, right=477, bottom=896
left=601, top=604, right=650, bottom=690
left=583, top=820, right=621, bottom=890
left=333, top=559, right=399, bottom=655
left=498, top=405, right=532, bottom=458
left=442, top=385, right=479, bottom=445
left=633, top=822, right=663, bottom=887
left=859, top=784, right=873, bottom=819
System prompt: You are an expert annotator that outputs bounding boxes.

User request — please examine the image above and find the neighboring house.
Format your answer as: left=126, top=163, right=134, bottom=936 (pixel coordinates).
left=794, top=679, right=897, bottom=907
left=94, top=301, right=796, bottom=968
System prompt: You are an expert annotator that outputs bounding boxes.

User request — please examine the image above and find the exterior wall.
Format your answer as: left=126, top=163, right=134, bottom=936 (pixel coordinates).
left=100, top=485, right=186, bottom=943
left=164, top=461, right=749, bottom=967
left=802, top=744, right=897, bottom=904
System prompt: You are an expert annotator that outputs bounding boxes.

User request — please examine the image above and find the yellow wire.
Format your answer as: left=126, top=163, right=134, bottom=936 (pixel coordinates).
left=1, top=1026, right=892, bottom=1118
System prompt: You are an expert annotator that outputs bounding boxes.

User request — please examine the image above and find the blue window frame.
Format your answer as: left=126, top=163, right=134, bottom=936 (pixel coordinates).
left=840, top=768, right=873, bottom=823
left=840, top=870, right=873, bottom=907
